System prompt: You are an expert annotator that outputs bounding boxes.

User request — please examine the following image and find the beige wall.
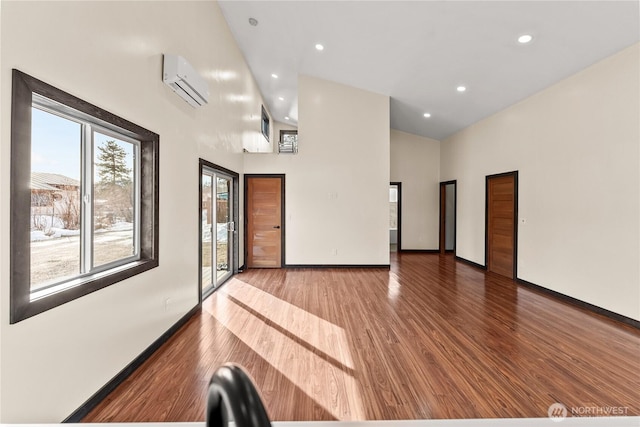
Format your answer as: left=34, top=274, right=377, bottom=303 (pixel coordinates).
left=0, top=0, right=268, bottom=421
left=441, top=43, right=639, bottom=321
left=244, top=75, right=390, bottom=265
left=390, top=130, right=440, bottom=250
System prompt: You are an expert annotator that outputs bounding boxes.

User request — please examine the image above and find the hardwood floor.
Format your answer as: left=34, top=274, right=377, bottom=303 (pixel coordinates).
left=82, top=253, right=640, bottom=422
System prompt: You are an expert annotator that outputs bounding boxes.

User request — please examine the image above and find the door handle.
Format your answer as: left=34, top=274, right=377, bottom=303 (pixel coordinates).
left=273, top=225, right=281, bottom=229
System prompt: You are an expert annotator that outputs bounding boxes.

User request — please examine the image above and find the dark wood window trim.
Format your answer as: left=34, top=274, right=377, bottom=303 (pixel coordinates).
left=261, top=105, right=270, bottom=141
left=10, top=69, right=160, bottom=323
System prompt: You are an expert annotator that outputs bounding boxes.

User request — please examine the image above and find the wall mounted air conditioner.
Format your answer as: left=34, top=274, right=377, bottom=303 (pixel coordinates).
left=163, top=54, right=210, bottom=108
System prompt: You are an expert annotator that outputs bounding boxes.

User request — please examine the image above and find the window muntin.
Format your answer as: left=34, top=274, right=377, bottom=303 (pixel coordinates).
left=11, top=69, right=159, bottom=323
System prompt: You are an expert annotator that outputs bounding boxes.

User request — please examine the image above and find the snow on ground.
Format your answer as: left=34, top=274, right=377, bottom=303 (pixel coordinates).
left=202, top=222, right=229, bottom=243
left=30, top=230, right=51, bottom=241
left=30, top=222, right=132, bottom=242
left=107, top=221, right=134, bottom=232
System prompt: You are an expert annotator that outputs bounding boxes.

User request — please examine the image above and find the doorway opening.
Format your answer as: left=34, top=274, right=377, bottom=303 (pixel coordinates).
left=485, top=171, right=518, bottom=279
left=199, top=160, right=239, bottom=300
left=439, top=181, right=457, bottom=254
left=390, top=182, right=402, bottom=252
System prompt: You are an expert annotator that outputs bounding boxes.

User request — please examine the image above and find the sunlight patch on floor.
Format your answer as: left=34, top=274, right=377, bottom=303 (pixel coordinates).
left=387, top=272, right=402, bottom=302
left=223, top=279, right=355, bottom=370
left=204, top=278, right=365, bottom=420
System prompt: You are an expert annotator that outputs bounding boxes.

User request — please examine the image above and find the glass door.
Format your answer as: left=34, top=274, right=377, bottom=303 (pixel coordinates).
left=215, top=175, right=233, bottom=284
left=201, top=167, right=234, bottom=296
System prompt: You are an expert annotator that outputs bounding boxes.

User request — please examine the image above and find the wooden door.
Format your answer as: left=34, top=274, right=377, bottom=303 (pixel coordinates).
left=246, top=176, right=283, bottom=268
left=486, top=173, right=517, bottom=279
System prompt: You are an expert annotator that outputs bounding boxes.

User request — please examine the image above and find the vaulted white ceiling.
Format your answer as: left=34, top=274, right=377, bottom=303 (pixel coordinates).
left=218, top=1, right=639, bottom=141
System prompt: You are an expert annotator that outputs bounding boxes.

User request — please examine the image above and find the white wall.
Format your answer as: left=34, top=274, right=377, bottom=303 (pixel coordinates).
left=441, top=43, right=639, bottom=321
left=244, top=75, right=390, bottom=265
left=390, top=130, right=440, bottom=250
left=0, top=0, right=268, bottom=421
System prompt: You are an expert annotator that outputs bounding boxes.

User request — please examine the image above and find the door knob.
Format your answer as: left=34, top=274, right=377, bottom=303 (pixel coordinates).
left=273, top=225, right=280, bottom=229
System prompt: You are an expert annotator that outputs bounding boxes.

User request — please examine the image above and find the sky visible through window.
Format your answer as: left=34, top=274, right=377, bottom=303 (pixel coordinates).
left=31, top=107, right=134, bottom=181
left=31, top=107, right=81, bottom=180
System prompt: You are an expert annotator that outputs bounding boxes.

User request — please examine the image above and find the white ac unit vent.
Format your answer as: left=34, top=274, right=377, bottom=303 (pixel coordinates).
left=163, top=54, right=210, bottom=108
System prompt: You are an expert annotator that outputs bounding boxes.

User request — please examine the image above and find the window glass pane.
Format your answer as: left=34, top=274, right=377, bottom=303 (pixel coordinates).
left=93, top=132, right=136, bottom=267
left=201, top=174, right=213, bottom=290
left=282, top=133, right=297, bottom=144
left=216, top=177, right=230, bottom=281
left=30, top=107, right=82, bottom=291
left=261, top=106, right=270, bottom=140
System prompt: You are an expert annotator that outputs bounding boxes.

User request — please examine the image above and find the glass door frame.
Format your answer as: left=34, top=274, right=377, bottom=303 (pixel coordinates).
left=199, top=159, right=239, bottom=301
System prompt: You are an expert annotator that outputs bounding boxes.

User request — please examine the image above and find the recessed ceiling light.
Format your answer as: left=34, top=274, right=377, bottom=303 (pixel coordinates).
left=278, top=96, right=284, bottom=101
left=423, top=113, right=431, bottom=118
left=284, top=116, right=290, bottom=120
left=457, top=86, right=466, bottom=92
left=248, top=18, right=258, bottom=27
left=271, top=73, right=278, bottom=79
left=518, top=34, right=533, bottom=44
left=315, top=44, right=324, bottom=51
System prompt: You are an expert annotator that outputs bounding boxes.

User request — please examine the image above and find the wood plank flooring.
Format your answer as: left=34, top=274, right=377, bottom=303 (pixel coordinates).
left=82, top=253, right=640, bottom=422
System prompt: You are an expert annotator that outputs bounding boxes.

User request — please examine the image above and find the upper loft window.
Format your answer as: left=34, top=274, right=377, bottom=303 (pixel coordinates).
left=10, top=70, right=159, bottom=323
left=261, top=105, right=270, bottom=141
left=278, top=130, right=298, bottom=154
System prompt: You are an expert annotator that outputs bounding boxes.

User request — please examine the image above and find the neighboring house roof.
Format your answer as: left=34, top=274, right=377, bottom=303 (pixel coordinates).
left=31, top=172, right=80, bottom=190
left=30, top=180, right=58, bottom=191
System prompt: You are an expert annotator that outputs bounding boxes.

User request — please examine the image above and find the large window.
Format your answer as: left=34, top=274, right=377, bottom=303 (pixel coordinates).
left=11, top=70, right=159, bottom=323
